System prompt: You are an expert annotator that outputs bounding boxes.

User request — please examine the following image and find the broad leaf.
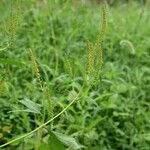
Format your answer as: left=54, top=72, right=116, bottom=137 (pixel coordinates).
left=20, top=98, right=41, bottom=114
left=52, top=131, right=83, bottom=150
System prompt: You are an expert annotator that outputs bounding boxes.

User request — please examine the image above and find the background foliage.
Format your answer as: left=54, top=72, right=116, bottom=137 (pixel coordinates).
left=0, top=0, right=150, bottom=149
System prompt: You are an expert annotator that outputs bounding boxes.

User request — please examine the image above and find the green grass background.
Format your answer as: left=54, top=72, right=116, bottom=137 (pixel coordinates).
left=0, top=0, right=150, bottom=149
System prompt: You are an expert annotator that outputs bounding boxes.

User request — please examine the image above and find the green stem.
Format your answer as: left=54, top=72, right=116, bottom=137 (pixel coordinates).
left=0, top=90, right=82, bottom=148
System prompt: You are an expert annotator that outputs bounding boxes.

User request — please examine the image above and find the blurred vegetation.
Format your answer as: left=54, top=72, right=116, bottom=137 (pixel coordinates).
left=0, top=0, right=150, bottom=149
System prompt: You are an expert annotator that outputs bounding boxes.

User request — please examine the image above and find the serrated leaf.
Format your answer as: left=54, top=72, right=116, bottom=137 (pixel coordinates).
left=68, top=90, right=78, bottom=101
left=20, top=98, right=41, bottom=114
left=53, top=131, right=83, bottom=150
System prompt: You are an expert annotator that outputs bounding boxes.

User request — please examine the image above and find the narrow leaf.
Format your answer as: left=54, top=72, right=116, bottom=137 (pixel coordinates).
left=0, top=59, right=27, bottom=67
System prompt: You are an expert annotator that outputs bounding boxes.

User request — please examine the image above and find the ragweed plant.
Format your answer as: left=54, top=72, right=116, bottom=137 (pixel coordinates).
left=29, top=48, right=54, bottom=149
left=29, top=48, right=54, bottom=120
left=29, top=48, right=43, bottom=91
left=86, top=0, right=108, bottom=83
left=0, top=76, right=6, bottom=96
left=64, top=53, right=73, bottom=79
left=86, top=41, right=96, bottom=80
left=43, top=84, right=53, bottom=119
left=98, top=0, right=108, bottom=43
left=8, top=0, right=21, bottom=45
left=0, top=1, right=108, bottom=148
left=0, top=69, right=8, bottom=96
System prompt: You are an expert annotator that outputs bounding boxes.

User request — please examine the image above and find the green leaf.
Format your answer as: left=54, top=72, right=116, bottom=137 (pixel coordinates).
left=86, top=116, right=104, bottom=131
left=49, top=132, right=65, bottom=150
left=87, top=147, right=102, bottom=150
left=52, top=131, right=84, bottom=150
left=0, top=47, right=7, bottom=52
left=142, top=133, right=150, bottom=141
left=20, top=98, right=41, bottom=114
left=68, top=90, right=78, bottom=101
